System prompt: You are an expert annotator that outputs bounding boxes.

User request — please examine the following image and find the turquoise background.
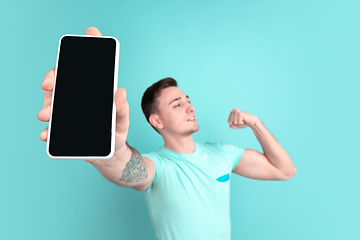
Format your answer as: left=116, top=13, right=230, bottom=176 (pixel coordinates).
left=0, top=0, right=358, bottom=239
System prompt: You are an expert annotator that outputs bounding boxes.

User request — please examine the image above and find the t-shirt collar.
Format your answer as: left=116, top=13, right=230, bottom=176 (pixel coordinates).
left=159, top=142, right=199, bottom=156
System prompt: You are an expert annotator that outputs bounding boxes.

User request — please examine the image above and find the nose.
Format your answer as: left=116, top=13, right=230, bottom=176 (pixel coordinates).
left=186, top=102, right=195, bottom=113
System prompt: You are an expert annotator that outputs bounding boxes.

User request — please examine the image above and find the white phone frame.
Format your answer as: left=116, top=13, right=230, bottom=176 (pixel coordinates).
left=46, top=34, right=120, bottom=160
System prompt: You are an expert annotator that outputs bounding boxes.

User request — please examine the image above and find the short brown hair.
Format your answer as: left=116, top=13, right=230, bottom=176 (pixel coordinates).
left=141, top=77, right=178, bottom=134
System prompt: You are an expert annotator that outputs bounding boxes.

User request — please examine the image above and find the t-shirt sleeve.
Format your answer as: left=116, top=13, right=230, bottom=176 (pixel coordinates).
left=207, top=142, right=245, bottom=172
left=140, top=151, right=162, bottom=192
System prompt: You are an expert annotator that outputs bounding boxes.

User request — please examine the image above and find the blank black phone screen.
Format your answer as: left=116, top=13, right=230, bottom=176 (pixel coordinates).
left=49, top=35, right=117, bottom=158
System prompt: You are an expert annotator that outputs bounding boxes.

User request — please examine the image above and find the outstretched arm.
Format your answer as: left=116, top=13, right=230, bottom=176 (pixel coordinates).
left=91, top=141, right=155, bottom=189
left=37, top=26, right=155, bottom=190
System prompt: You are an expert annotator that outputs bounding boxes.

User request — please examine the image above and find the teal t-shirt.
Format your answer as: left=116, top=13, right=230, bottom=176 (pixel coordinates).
left=141, top=141, right=245, bottom=240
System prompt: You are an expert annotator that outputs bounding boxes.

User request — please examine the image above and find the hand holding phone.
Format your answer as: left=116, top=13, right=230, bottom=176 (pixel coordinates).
left=37, top=27, right=130, bottom=163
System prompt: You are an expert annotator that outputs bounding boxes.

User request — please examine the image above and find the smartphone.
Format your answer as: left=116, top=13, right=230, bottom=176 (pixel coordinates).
left=46, top=34, right=119, bottom=160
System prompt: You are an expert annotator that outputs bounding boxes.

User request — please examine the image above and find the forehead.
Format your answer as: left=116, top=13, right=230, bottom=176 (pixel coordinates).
left=158, top=86, right=185, bottom=101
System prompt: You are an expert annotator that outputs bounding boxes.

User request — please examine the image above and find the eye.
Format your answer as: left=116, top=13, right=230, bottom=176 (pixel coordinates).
left=174, top=101, right=191, bottom=108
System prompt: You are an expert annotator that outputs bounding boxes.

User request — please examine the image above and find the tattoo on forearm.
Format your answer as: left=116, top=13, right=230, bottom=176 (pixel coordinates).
left=119, top=143, right=148, bottom=183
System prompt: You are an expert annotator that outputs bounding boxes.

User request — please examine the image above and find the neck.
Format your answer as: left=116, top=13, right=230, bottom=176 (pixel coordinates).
left=163, top=135, right=196, bottom=154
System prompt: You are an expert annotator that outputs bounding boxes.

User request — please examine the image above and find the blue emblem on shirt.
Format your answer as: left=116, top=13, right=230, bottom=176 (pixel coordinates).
left=216, top=173, right=230, bottom=182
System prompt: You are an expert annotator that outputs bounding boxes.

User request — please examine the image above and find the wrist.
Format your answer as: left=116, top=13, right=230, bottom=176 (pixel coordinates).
left=249, top=118, right=262, bottom=129
left=95, top=142, right=131, bottom=168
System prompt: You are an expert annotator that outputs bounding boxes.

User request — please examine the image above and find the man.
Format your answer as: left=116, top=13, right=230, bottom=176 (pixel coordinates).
left=37, top=26, right=297, bottom=240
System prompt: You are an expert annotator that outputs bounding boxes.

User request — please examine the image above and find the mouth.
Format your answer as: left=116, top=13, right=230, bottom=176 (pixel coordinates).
left=187, top=116, right=196, bottom=121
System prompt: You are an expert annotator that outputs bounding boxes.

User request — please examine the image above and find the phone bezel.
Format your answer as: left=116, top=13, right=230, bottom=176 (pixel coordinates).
left=46, top=34, right=120, bottom=160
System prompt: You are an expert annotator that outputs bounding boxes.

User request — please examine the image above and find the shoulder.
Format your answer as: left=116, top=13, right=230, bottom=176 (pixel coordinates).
left=130, top=151, right=162, bottom=192
left=134, top=151, right=166, bottom=192
left=141, top=151, right=164, bottom=169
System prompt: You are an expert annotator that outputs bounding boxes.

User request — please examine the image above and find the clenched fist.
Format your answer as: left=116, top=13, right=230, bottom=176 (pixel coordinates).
left=227, top=108, right=259, bottom=129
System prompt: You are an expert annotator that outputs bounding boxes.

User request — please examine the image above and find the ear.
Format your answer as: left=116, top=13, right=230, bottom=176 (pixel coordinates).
left=149, top=114, right=164, bottom=130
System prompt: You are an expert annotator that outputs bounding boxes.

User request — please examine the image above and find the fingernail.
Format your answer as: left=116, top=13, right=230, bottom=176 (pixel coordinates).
left=43, top=76, right=49, bottom=82
left=43, top=105, right=50, bottom=110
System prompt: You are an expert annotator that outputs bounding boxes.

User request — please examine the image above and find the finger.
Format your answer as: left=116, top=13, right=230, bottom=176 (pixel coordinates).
left=40, top=126, right=49, bottom=142
left=41, top=67, right=55, bottom=107
left=38, top=68, right=56, bottom=122
left=239, top=114, right=245, bottom=125
left=115, top=88, right=130, bottom=135
left=85, top=26, right=102, bottom=36
left=38, top=70, right=55, bottom=122
left=41, top=67, right=55, bottom=92
left=37, top=104, right=51, bottom=122
left=237, top=111, right=245, bottom=125
left=234, top=109, right=240, bottom=124
left=228, top=109, right=235, bottom=124
left=43, top=89, right=53, bottom=107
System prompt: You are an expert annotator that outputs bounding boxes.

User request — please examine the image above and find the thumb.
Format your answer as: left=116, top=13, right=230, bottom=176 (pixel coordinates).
left=115, top=88, right=129, bottom=135
left=85, top=26, right=102, bottom=36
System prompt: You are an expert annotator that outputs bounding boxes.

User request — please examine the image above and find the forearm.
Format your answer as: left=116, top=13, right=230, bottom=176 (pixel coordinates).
left=91, top=142, right=148, bottom=187
left=250, top=119, right=297, bottom=177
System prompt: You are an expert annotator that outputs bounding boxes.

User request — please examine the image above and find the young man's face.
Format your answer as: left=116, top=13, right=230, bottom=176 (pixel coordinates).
left=150, top=86, right=199, bottom=136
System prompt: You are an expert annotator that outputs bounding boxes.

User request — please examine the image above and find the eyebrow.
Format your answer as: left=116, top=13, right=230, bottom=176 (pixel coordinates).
left=169, top=95, right=190, bottom=105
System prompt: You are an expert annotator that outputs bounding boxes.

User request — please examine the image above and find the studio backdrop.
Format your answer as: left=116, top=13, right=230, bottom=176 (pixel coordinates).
left=0, top=0, right=358, bottom=239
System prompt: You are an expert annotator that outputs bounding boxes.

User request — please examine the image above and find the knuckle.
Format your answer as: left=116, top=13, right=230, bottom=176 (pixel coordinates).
left=43, top=68, right=55, bottom=80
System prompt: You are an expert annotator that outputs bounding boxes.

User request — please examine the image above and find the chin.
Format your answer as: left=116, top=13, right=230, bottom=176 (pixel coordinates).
left=184, top=125, right=200, bottom=136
